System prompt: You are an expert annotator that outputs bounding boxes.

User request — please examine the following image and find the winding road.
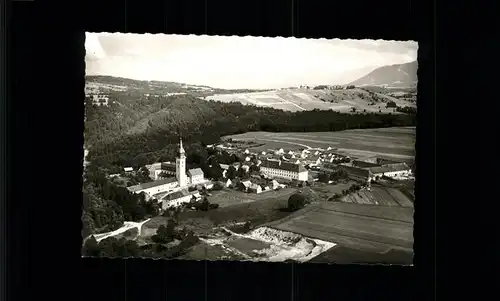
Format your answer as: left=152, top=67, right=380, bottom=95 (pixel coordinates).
left=86, top=218, right=152, bottom=243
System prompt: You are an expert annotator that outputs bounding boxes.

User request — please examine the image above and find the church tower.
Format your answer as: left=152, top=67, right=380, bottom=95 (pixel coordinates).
left=176, top=137, right=188, bottom=187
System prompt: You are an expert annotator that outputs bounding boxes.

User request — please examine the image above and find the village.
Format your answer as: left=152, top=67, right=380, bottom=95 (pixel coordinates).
left=108, top=137, right=413, bottom=214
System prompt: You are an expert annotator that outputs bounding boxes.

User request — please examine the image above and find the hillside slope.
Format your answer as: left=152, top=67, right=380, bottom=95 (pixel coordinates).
left=85, top=75, right=268, bottom=97
left=349, top=61, right=418, bottom=88
left=86, top=75, right=416, bottom=114
left=205, top=87, right=415, bottom=113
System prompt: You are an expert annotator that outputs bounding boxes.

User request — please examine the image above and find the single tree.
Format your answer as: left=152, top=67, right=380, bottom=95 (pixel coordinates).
left=287, top=193, right=307, bottom=211
left=226, top=165, right=237, bottom=180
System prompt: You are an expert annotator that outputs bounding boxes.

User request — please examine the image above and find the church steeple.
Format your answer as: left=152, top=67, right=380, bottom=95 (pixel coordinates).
left=179, top=136, right=185, bottom=156
left=176, top=135, right=187, bottom=187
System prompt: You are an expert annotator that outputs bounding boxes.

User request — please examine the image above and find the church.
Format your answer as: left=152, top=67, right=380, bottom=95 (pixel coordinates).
left=127, top=137, right=205, bottom=198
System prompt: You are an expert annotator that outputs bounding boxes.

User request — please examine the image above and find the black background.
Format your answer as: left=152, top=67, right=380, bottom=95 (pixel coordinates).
left=4, top=0, right=496, bottom=300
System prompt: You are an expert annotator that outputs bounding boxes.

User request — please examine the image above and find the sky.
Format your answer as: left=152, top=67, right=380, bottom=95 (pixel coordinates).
left=85, top=33, right=418, bottom=89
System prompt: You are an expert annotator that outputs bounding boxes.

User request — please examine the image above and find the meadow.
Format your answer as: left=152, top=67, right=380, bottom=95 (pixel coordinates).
left=226, top=127, right=415, bottom=162
left=342, top=186, right=414, bottom=208
left=205, top=88, right=416, bottom=113
left=270, top=202, right=414, bottom=254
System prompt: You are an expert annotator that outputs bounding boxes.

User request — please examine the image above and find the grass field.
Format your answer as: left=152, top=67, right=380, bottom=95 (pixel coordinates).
left=309, top=245, right=413, bottom=264
left=269, top=202, right=414, bottom=255
left=142, top=187, right=300, bottom=239
left=342, top=186, right=414, bottom=208
left=226, top=127, right=415, bottom=162
left=309, top=181, right=356, bottom=200
left=209, top=187, right=297, bottom=208
left=177, top=241, right=246, bottom=261
left=205, top=88, right=416, bottom=113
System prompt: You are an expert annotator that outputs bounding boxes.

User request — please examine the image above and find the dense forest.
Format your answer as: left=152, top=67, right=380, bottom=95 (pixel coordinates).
left=85, top=94, right=416, bottom=171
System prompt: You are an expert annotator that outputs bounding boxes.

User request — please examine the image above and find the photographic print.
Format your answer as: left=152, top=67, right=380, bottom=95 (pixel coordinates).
left=82, top=33, right=417, bottom=264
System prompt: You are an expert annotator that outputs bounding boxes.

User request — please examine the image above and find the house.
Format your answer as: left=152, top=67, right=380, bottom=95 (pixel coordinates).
left=225, top=179, right=233, bottom=188
left=218, top=164, right=230, bottom=178
left=302, top=155, right=322, bottom=167
left=187, top=168, right=204, bottom=184
left=271, top=179, right=280, bottom=189
left=88, top=94, right=110, bottom=106
left=238, top=180, right=252, bottom=192
left=337, top=165, right=373, bottom=184
left=259, top=159, right=309, bottom=181
left=368, top=163, right=412, bottom=179
left=124, top=167, right=134, bottom=172
left=161, top=190, right=201, bottom=210
left=241, top=165, right=250, bottom=172
left=248, top=183, right=262, bottom=194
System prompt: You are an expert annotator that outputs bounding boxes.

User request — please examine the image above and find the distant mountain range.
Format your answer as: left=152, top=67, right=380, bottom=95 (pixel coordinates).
left=349, top=61, right=418, bottom=88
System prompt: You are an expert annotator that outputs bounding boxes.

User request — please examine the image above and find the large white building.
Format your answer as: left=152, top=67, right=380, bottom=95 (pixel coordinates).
left=259, top=159, right=308, bottom=181
left=368, top=163, right=412, bottom=179
left=127, top=138, right=205, bottom=198
left=161, top=190, right=201, bottom=210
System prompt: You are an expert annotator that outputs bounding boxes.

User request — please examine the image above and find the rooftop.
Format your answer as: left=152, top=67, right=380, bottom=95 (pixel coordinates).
left=352, top=160, right=381, bottom=168
left=127, top=177, right=178, bottom=192
left=369, top=163, right=411, bottom=174
left=187, top=168, right=204, bottom=177
left=338, top=165, right=372, bottom=178
left=260, top=159, right=307, bottom=173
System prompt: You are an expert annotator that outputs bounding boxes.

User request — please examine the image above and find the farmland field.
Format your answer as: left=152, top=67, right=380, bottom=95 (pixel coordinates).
left=309, top=181, right=357, bottom=200
left=177, top=241, right=245, bottom=261
left=342, top=186, right=414, bottom=208
left=309, top=245, right=413, bottom=264
left=142, top=187, right=299, bottom=239
left=205, top=88, right=415, bottom=113
left=225, top=127, right=415, bottom=162
left=269, top=202, right=414, bottom=254
left=209, top=187, right=297, bottom=208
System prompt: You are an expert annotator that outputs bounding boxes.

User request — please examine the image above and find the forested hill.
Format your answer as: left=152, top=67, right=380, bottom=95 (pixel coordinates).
left=84, top=93, right=416, bottom=172
left=349, top=61, right=418, bottom=88
left=85, top=75, right=270, bottom=97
